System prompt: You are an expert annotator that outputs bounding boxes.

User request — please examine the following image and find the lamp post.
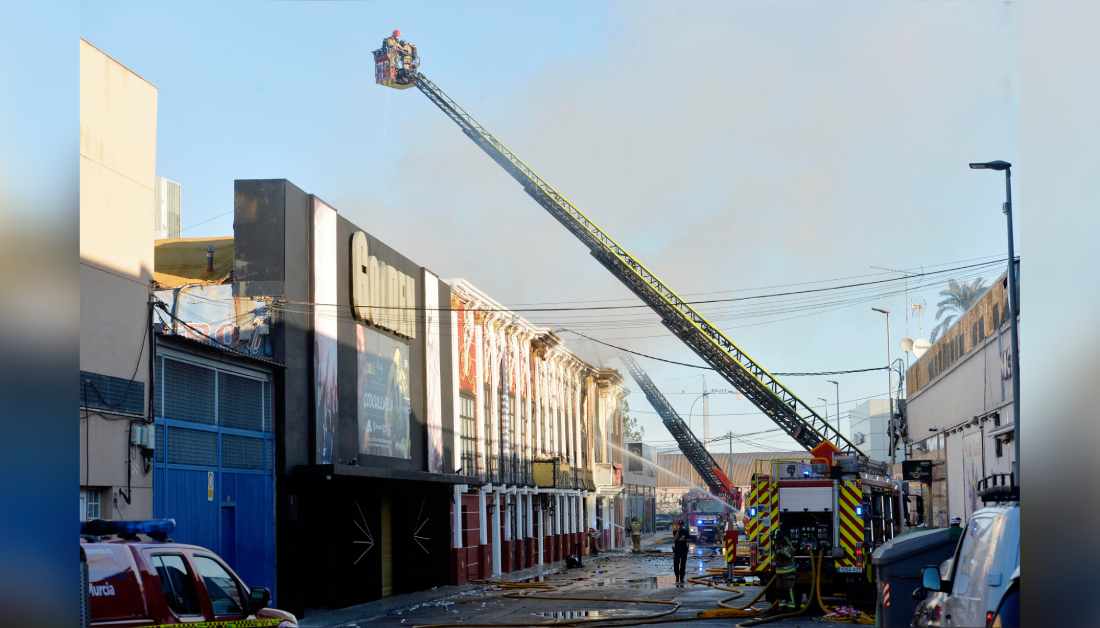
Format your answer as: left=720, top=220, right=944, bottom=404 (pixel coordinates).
left=688, top=392, right=707, bottom=438
left=969, top=160, right=1020, bottom=488
left=817, top=397, right=829, bottom=426
left=826, top=379, right=840, bottom=434
left=872, top=307, right=895, bottom=464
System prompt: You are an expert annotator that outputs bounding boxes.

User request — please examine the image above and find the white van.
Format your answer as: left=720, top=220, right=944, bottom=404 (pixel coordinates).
left=920, top=500, right=1019, bottom=628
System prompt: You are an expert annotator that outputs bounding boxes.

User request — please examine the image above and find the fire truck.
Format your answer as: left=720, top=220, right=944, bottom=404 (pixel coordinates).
left=744, top=445, right=903, bottom=604
left=377, top=32, right=901, bottom=607
left=679, top=489, right=730, bottom=544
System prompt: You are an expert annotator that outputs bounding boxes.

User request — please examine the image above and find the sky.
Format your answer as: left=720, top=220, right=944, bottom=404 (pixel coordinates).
left=81, top=0, right=1018, bottom=455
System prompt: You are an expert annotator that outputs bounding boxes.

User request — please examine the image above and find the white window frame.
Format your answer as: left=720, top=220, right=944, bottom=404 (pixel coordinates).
left=80, top=488, right=101, bottom=521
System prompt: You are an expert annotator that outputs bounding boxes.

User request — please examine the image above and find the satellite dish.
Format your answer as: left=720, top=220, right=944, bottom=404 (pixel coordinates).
left=900, top=337, right=915, bottom=353
left=913, top=338, right=931, bottom=358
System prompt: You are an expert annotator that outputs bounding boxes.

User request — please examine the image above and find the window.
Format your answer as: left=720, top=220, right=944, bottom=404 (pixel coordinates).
left=950, top=515, right=997, bottom=597
left=995, top=438, right=1004, bottom=458
left=484, top=385, right=494, bottom=478
left=519, top=398, right=528, bottom=481
left=80, top=489, right=101, bottom=521
left=460, top=395, right=477, bottom=476
left=499, top=389, right=512, bottom=478
left=193, top=555, right=244, bottom=616
left=152, top=554, right=201, bottom=616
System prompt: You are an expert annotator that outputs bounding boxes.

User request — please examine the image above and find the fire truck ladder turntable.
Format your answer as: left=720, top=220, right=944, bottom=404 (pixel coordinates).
left=407, top=71, right=869, bottom=460
left=618, top=354, right=737, bottom=504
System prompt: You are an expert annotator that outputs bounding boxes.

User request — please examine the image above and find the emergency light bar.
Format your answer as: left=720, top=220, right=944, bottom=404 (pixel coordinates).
left=81, top=519, right=176, bottom=541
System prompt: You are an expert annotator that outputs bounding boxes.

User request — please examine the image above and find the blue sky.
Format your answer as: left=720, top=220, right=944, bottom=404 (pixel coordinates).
left=82, top=1, right=1017, bottom=454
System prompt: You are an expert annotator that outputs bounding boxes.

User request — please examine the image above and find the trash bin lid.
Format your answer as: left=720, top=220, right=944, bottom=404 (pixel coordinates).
left=872, top=527, right=962, bottom=565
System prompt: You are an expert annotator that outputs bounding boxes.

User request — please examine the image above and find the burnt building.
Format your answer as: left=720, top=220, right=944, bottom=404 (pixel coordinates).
left=233, top=179, right=464, bottom=614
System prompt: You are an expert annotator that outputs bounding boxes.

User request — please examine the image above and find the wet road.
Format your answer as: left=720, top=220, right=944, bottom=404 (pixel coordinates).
left=303, top=537, right=842, bottom=628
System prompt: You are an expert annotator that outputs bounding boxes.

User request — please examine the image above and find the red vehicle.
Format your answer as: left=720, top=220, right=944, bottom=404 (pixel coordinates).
left=82, top=519, right=296, bottom=627
left=679, top=490, right=733, bottom=544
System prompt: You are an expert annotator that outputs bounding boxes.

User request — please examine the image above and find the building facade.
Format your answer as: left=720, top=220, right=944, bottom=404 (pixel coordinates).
left=904, top=273, right=1016, bottom=526
left=79, top=39, right=158, bottom=522
left=228, top=179, right=465, bottom=615
left=623, top=442, right=657, bottom=533
left=848, top=399, right=905, bottom=464
left=447, top=281, right=629, bottom=584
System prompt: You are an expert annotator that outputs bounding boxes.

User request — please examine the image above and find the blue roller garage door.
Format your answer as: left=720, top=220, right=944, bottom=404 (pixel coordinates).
left=154, top=351, right=276, bottom=601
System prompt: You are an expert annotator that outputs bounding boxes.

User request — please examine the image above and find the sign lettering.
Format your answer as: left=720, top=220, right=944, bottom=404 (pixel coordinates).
left=351, top=231, right=416, bottom=338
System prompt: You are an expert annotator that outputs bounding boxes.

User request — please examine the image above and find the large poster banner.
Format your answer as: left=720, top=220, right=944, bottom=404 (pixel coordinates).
left=313, top=199, right=338, bottom=465
left=452, top=295, right=477, bottom=393
left=424, top=271, right=445, bottom=473
left=357, top=325, right=411, bottom=459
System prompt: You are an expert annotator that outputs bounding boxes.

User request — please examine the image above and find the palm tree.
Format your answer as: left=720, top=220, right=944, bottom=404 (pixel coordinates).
left=930, top=278, right=988, bottom=342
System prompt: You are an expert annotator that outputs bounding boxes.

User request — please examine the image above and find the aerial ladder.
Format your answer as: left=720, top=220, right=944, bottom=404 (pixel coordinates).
left=619, top=353, right=739, bottom=508
left=372, top=42, right=870, bottom=464
left=376, top=39, right=905, bottom=601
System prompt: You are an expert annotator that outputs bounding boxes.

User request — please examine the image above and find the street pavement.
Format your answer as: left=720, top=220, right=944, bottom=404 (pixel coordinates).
left=301, top=533, right=843, bottom=628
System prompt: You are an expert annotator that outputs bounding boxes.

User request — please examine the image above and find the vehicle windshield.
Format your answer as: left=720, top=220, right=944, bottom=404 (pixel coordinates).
left=689, top=501, right=726, bottom=514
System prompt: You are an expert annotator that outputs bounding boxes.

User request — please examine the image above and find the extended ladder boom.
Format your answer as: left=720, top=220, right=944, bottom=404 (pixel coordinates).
left=411, top=72, right=866, bottom=458
left=620, top=354, right=737, bottom=503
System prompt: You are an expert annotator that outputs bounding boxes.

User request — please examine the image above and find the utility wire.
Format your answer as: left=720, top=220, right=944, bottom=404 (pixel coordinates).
left=267, top=258, right=1008, bottom=314
left=559, top=328, right=887, bottom=376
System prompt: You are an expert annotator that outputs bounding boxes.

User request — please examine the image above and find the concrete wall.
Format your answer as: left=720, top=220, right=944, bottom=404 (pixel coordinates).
left=905, top=322, right=1015, bottom=524
left=79, top=39, right=158, bottom=519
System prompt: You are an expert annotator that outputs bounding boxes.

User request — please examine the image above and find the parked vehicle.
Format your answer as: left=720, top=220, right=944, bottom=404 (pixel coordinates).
left=82, top=519, right=297, bottom=627
left=911, top=558, right=952, bottom=627
left=989, top=567, right=1019, bottom=628
left=919, top=475, right=1019, bottom=628
left=655, top=513, right=673, bottom=531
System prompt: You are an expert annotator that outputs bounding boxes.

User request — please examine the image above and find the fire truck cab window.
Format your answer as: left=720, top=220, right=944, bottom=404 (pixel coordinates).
left=152, top=554, right=201, bottom=616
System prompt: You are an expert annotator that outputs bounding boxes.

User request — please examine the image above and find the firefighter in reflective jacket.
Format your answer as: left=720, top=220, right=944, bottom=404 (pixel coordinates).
left=772, top=529, right=799, bottom=610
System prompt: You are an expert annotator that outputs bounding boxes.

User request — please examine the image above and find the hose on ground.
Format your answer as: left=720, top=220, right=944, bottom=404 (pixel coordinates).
left=411, top=581, right=681, bottom=628
left=735, top=552, right=821, bottom=627
left=811, top=554, right=875, bottom=625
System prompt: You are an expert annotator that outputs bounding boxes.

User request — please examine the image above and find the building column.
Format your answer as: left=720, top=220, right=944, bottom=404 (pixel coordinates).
left=565, top=493, right=574, bottom=556
left=515, top=491, right=524, bottom=570
left=555, top=493, right=564, bottom=561
left=537, top=497, right=545, bottom=567
left=502, top=492, right=513, bottom=573
left=491, top=490, right=502, bottom=577
left=574, top=494, right=583, bottom=555
left=452, top=484, right=467, bottom=585
left=478, top=486, right=490, bottom=580
left=526, top=491, right=536, bottom=567
left=606, top=497, right=615, bottom=549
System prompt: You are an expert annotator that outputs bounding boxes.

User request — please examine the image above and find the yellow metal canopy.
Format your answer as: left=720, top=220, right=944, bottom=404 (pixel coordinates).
left=154, top=236, right=234, bottom=288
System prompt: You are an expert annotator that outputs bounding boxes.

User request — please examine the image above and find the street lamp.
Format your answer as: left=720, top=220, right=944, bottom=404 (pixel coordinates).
left=687, top=392, right=707, bottom=437
left=969, top=160, right=1020, bottom=488
left=872, top=307, right=896, bottom=464
left=826, top=380, right=840, bottom=433
left=817, top=397, right=829, bottom=425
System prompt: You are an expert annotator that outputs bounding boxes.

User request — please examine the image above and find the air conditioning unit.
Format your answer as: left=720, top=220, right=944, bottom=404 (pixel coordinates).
left=131, top=423, right=156, bottom=450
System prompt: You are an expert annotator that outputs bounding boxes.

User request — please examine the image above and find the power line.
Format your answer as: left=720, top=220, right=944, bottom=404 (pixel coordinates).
left=558, top=328, right=887, bottom=376
left=268, top=258, right=1008, bottom=314
left=180, top=210, right=233, bottom=233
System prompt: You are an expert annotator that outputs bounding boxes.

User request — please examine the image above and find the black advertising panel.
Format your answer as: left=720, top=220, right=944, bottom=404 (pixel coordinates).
left=903, top=459, right=933, bottom=482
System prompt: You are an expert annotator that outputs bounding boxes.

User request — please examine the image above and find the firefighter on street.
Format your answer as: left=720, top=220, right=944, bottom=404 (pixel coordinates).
left=772, top=529, right=799, bottom=610
left=672, top=522, right=690, bottom=584
left=630, top=517, right=642, bottom=553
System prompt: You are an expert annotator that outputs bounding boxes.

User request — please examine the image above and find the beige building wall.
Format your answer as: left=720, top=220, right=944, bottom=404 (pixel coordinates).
left=79, top=39, right=158, bottom=520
